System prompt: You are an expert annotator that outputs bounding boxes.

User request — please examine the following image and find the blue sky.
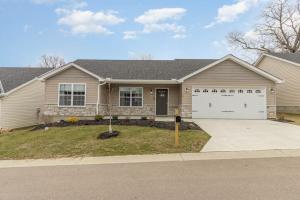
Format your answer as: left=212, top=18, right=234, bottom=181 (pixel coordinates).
left=0, top=0, right=268, bottom=66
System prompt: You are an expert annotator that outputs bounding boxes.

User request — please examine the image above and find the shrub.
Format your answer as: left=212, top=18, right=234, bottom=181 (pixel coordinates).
left=66, top=117, right=79, bottom=123
left=95, top=115, right=104, bottom=121
left=278, top=114, right=285, bottom=121
left=112, top=115, right=118, bottom=120
left=141, top=116, right=148, bottom=120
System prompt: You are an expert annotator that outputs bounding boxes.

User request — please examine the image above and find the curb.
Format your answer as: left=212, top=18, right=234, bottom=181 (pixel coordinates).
left=1, top=149, right=300, bottom=168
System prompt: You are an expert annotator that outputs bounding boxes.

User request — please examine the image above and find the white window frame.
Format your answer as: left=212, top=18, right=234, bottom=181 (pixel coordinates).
left=119, top=87, right=143, bottom=107
left=58, top=83, right=86, bottom=107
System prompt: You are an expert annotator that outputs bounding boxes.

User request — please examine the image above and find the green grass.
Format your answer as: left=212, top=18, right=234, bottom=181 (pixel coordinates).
left=0, top=125, right=210, bottom=160
left=279, top=113, right=300, bottom=126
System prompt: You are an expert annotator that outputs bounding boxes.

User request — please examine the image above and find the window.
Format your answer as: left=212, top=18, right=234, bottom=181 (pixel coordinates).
left=194, top=89, right=200, bottom=93
left=212, top=89, right=218, bottom=93
left=203, top=89, right=208, bottom=93
left=59, top=83, right=86, bottom=107
left=220, top=89, right=226, bottom=93
left=247, top=90, right=253, bottom=94
left=238, top=89, right=244, bottom=94
left=255, top=90, right=262, bottom=93
left=120, top=87, right=143, bottom=107
left=229, top=89, right=235, bottom=93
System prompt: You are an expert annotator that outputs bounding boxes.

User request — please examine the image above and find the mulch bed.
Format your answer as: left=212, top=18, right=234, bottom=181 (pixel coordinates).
left=98, top=131, right=120, bottom=140
left=273, top=119, right=295, bottom=123
left=31, top=119, right=202, bottom=131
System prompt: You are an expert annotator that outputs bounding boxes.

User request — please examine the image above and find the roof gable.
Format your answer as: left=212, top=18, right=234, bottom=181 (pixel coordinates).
left=179, top=55, right=283, bottom=83
left=256, top=53, right=300, bottom=67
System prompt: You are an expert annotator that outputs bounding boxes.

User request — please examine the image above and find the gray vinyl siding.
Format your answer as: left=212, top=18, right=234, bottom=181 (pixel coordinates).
left=0, top=80, right=45, bottom=129
left=257, top=56, right=300, bottom=107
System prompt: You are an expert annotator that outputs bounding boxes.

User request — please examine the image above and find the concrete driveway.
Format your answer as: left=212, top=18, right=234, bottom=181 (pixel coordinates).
left=193, top=119, right=300, bottom=152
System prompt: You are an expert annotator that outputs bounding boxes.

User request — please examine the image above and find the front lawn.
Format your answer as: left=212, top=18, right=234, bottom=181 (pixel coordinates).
left=0, top=125, right=210, bottom=160
left=279, top=113, right=300, bottom=126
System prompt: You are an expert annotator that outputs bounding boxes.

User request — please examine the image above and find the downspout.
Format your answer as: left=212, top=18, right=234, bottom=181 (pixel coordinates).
left=96, top=81, right=107, bottom=115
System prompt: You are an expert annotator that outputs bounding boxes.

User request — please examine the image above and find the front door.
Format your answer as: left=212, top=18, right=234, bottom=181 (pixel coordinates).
left=156, top=89, right=168, bottom=115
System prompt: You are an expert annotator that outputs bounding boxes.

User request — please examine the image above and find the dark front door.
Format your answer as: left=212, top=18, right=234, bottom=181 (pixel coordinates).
left=156, top=89, right=168, bottom=115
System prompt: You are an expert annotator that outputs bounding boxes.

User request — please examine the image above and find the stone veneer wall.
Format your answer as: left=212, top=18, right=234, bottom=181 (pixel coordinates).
left=267, top=106, right=277, bottom=119
left=44, top=103, right=178, bottom=121
left=277, top=106, right=300, bottom=114
left=44, top=104, right=97, bottom=117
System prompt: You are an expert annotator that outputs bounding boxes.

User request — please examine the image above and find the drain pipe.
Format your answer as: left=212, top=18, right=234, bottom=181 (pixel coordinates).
left=96, top=81, right=107, bottom=115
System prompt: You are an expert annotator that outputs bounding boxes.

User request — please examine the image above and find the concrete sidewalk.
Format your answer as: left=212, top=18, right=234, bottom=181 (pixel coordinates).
left=2, top=149, right=300, bottom=168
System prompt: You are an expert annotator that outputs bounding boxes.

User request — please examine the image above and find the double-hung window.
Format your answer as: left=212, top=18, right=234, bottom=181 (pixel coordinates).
left=59, top=83, right=86, bottom=107
left=119, top=87, right=143, bottom=107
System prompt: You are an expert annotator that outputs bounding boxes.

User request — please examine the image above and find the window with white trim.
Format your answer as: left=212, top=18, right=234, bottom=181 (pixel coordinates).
left=59, top=83, right=86, bottom=106
left=120, top=87, right=143, bottom=107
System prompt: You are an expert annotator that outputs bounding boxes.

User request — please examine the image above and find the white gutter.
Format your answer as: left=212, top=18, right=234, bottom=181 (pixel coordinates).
left=108, top=79, right=179, bottom=84
left=96, top=81, right=107, bottom=115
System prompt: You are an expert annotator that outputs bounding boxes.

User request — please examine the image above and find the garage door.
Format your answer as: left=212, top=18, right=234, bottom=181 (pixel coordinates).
left=192, top=88, right=267, bottom=119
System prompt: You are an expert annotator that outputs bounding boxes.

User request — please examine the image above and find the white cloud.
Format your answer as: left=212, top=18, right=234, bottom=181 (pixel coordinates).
left=244, top=29, right=259, bottom=40
left=205, top=0, right=260, bottom=28
left=134, top=8, right=187, bottom=39
left=32, top=0, right=88, bottom=9
left=135, top=8, right=186, bottom=24
left=123, top=31, right=137, bottom=40
left=57, top=9, right=125, bottom=35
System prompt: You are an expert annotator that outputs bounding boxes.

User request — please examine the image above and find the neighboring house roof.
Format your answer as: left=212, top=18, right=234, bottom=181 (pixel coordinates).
left=0, top=67, right=52, bottom=93
left=39, top=54, right=283, bottom=84
left=255, top=52, right=300, bottom=67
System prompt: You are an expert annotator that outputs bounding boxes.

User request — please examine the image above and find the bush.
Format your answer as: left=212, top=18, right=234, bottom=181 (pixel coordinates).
left=112, top=115, right=118, bottom=120
left=141, top=116, right=148, bottom=120
left=278, top=114, right=285, bottom=121
left=95, top=115, right=104, bottom=121
left=66, top=117, right=79, bottom=123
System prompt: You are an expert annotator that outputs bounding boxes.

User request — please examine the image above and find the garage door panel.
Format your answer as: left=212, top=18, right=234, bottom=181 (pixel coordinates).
left=192, top=88, right=267, bottom=119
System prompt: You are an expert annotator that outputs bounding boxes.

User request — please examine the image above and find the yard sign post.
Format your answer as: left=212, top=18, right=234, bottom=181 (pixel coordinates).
left=175, top=108, right=181, bottom=147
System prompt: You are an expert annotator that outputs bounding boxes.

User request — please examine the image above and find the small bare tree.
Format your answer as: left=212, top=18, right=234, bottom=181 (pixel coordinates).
left=40, top=54, right=65, bottom=68
left=228, top=0, right=300, bottom=54
left=137, top=53, right=153, bottom=60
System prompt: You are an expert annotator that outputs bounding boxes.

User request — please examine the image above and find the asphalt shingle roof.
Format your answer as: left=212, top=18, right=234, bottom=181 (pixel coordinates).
left=74, top=59, right=218, bottom=80
left=269, top=52, right=300, bottom=65
left=0, top=67, right=52, bottom=93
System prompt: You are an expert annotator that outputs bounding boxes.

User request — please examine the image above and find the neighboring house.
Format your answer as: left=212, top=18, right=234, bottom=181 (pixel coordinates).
left=0, top=67, right=52, bottom=129
left=256, top=53, right=300, bottom=114
left=40, top=54, right=282, bottom=122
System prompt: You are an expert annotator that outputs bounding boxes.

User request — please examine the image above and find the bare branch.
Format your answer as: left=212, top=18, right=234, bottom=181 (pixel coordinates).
left=40, top=55, right=65, bottom=68
left=227, top=0, right=300, bottom=54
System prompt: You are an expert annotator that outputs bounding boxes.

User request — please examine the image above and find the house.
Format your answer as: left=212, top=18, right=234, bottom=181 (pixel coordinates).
left=39, top=54, right=282, bottom=122
left=256, top=53, right=300, bottom=114
left=0, top=67, right=52, bottom=129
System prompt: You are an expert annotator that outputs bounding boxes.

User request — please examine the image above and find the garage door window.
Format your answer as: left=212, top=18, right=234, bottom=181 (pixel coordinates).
left=203, top=89, right=208, bottom=93
left=238, top=89, right=244, bottom=94
left=247, top=90, right=253, bottom=93
left=256, top=90, right=262, bottom=93
left=212, top=89, right=218, bottom=93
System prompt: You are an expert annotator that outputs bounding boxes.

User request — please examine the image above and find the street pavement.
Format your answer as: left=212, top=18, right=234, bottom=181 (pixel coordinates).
left=1, top=157, right=300, bottom=200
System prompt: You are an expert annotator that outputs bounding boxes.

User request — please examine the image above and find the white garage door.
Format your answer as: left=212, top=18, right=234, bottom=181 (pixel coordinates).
left=192, top=88, right=267, bottom=119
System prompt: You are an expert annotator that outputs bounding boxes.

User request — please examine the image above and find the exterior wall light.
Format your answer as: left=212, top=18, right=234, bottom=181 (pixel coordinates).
left=270, top=88, right=275, bottom=94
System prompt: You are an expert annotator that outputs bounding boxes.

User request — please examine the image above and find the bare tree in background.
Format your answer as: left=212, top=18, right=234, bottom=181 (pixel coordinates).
left=40, top=54, right=65, bottom=68
left=137, top=53, right=153, bottom=60
left=228, top=0, right=300, bottom=54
